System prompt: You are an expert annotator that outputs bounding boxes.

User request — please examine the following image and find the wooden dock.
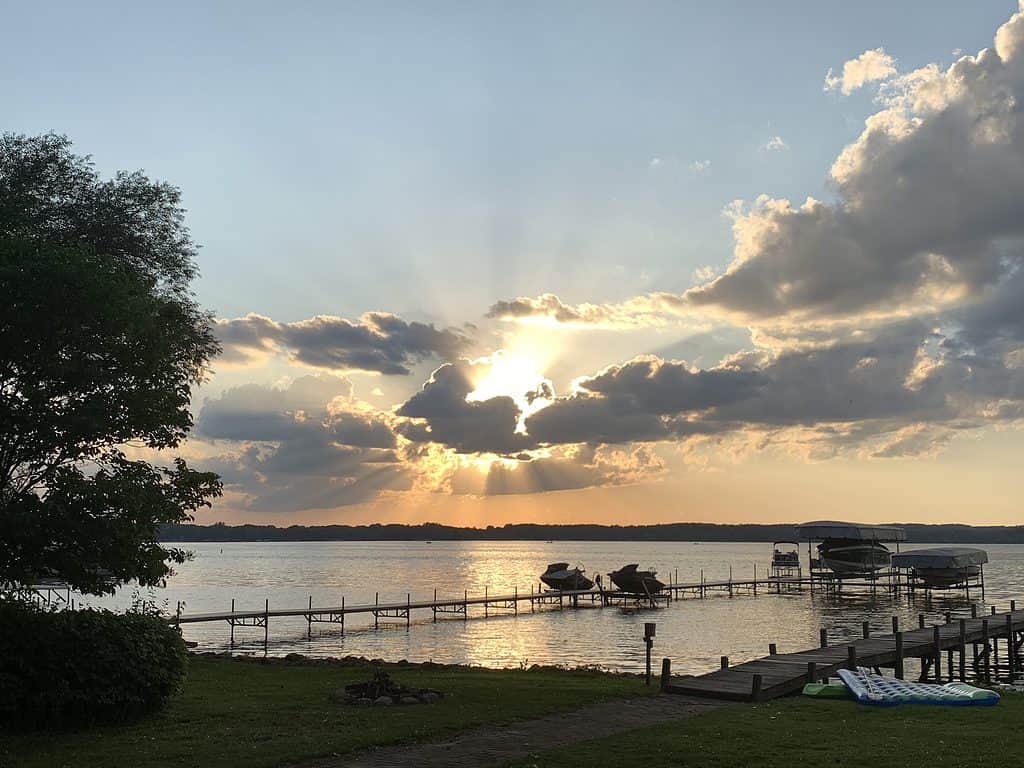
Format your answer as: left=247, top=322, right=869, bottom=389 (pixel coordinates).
left=170, top=574, right=817, bottom=651
left=665, top=602, right=1022, bottom=702
left=168, top=567, right=988, bottom=655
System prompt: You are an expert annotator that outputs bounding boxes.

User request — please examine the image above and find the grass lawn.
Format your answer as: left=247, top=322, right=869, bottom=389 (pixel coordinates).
left=500, top=691, right=1024, bottom=768
left=1, top=655, right=648, bottom=768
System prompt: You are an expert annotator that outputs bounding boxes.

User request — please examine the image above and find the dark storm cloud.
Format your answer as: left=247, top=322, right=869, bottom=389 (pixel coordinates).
left=215, top=311, right=472, bottom=375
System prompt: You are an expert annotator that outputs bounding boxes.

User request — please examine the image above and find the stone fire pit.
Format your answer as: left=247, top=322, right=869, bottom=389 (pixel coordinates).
left=332, top=668, right=444, bottom=707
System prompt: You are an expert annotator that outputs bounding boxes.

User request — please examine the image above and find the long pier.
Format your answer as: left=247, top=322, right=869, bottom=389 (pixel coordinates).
left=664, top=601, right=1023, bottom=702
left=172, top=574, right=819, bottom=651
left=168, top=568, right=985, bottom=655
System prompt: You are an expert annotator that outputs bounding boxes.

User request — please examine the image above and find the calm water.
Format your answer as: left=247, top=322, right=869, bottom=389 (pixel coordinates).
left=77, top=541, right=1024, bottom=675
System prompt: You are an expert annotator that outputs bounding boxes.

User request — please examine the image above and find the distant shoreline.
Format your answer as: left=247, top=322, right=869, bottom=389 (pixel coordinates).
left=160, top=522, right=1024, bottom=544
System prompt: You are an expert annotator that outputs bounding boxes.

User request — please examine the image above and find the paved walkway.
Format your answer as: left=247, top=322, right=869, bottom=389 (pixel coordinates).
left=315, top=694, right=725, bottom=768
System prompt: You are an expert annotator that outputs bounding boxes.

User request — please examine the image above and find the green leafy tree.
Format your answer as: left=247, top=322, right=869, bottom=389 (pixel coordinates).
left=0, top=133, right=222, bottom=595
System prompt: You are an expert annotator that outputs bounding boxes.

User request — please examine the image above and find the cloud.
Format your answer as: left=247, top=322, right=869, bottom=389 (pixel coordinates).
left=215, top=312, right=472, bottom=375
left=195, top=375, right=354, bottom=441
left=686, top=7, right=1024, bottom=327
left=762, top=136, right=788, bottom=151
left=187, top=5, right=1024, bottom=511
left=649, top=157, right=663, bottom=168
left=194, top=376, right=406, bottom=511
left=396, top=360, right=534, bottom=454
left=486, top=292, right=686, bottom=329
left=824, top=48, right=897, bottom=95
left=690, top=160, right=712, bottom=174
left=448, top=444, right=665, bottom=495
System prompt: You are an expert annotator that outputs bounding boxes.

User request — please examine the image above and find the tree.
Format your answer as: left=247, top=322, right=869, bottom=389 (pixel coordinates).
left=0, top=133, right=222, bottom=595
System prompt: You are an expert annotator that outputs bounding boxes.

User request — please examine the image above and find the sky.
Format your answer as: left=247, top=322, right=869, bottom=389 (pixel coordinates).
left=6, top=1, right=1024, bottom=526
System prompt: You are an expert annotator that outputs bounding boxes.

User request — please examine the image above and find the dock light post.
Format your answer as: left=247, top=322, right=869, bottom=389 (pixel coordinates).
left=644, top=622, right=656, bottom=686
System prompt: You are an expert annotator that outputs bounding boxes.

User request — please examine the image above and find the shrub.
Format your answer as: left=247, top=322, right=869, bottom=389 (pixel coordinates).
left=0, top=598, right=187, bottom=726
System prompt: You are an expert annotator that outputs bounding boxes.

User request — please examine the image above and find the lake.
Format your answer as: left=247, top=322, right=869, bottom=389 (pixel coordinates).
left=78, top=540, right=1024, bottom=675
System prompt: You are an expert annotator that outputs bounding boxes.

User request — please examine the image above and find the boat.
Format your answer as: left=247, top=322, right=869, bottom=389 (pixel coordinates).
left=539, top=563, right=594, bottom=591
left=816, top=539, right=892, bottom=574
left=609, top=564, right=665, bottom=595
left=771, top=541, right=800, bottom=569
left=796, top=521, right=905, bottom=576
left=891, top=547, right=988, bottom=588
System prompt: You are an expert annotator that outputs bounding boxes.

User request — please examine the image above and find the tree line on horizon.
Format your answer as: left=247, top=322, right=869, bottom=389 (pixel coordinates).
left=159, top=521, right=1024, bottom=544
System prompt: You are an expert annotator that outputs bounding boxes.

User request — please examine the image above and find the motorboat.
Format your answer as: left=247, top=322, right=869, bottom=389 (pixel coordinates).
left=816, top=539, right=891, bottom=574
left=797, top=521, right=905, bottom=576
left=609, top=564, right=665, bottom=595
left=891, top=547, right=988, bottom=588
left=539, top=563, right=594, bottom=591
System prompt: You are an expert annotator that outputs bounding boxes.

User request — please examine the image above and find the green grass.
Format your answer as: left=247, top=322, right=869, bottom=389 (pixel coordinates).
left=0, top=656, right=648, bottom=768
left=500, top=691, right=1024, bottom=768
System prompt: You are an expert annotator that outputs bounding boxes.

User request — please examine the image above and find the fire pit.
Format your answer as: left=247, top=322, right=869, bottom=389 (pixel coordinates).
left=332, top=668, right=444, bottom=707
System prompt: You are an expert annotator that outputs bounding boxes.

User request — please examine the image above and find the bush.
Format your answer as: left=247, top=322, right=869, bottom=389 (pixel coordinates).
left=0, top=598, right=187, bottom=726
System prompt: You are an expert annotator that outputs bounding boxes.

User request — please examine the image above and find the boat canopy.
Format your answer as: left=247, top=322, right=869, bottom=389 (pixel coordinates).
left=891, top=547, right=988, bottom=569
left=796, top=521, right=906, bottom=542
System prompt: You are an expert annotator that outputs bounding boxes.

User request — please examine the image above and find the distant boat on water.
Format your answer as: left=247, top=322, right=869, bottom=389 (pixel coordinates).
left=539, top=563, right=594, bottom=591
left=609, top=564, right=665, bottom=595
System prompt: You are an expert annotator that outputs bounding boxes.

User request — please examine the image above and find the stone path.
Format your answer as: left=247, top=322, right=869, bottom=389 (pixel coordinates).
left=314, top=694, right=725, bottom=768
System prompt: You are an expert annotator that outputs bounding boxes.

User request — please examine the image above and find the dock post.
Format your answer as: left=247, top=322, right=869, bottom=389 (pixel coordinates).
left=700, top=569, right=705, bottom=598
left=944, top=611, right=951, bottom=624
left=959, top=619, right=967, bottom=680
left=515, top=585, right=518, bottom=615
left=644, top=623, right=655, bottom=685
left=769, top=643, right=777, bottom=656
left=660, top=658, right=672, bottom=691
left=728, top=564, right=733, bottom=598
left=720, top=656, right=729, bottom=669
left=463, top=589, right=468, bottom=621
left=918, top=613, right=925, bottom=630
left=1012, top=599, right=1017, bottom=613
left=862, top=622, right=870, bottom=639
left=341, top=596, right=345, bottom=634
left=175, top=601, right=181, bottom=629
left=485, top=586, right=489, bottom=618
left=892, top=616, right=899, bottom=634
left=820, top=628, right=828, bottom=648
left=375, top=592, right=379, bottom=630
left=993, top=632, right=999, bottom=681
left=971, top=604, right=978, bottom=619
left=751, top=674, right=763, bottom=702
left=307, top=595, right=312, bottom=640
left=230, top=598, right=235, bottom=650
left=753, top=563, right=757, bottom=596
left=847, top=645, right=857, bottom=671
left=933, top=625, right=942, bottom=681
left=983, top=619, right=991, bottom=683
left=433, top=589, right=437, bottom=623
left=992, top=605, right=998, bottom=615
left=531, top=584, right=535, bottom=613
left=263, top=599, right=269, bottom=657
left=807, top=661, right=817, bottom=684
left=895, top=632, right=904, bottom=679
left=406, top=593, right=411, bottom=629
left=1007, top=614, right=1016, bottom=682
